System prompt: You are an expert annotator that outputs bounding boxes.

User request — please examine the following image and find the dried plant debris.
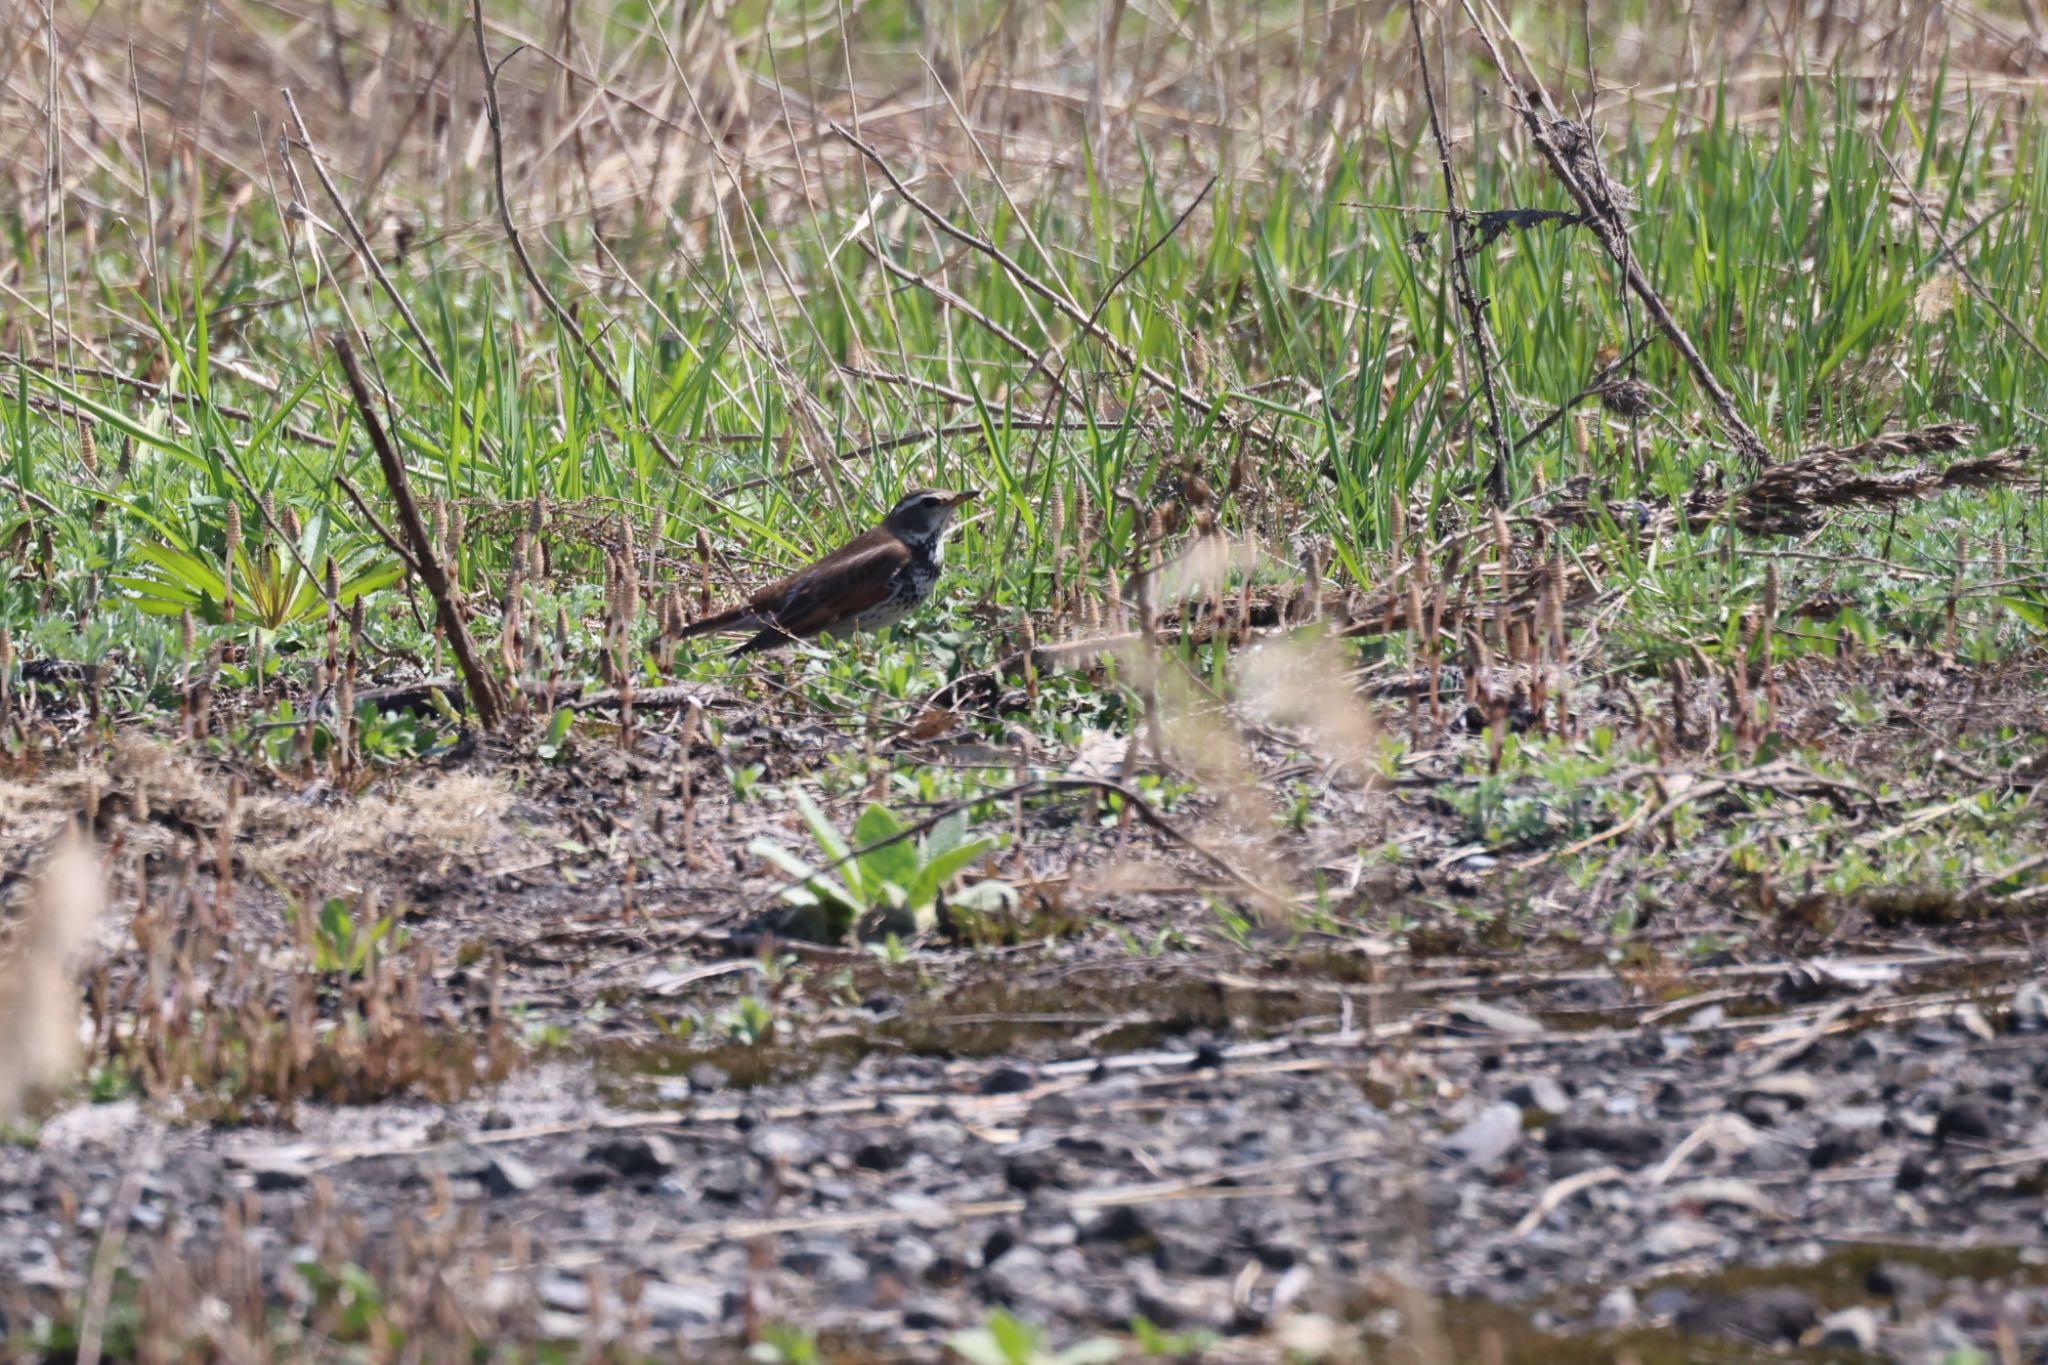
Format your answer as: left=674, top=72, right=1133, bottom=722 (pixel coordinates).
left=1544, top=425, right=2034, bottom=536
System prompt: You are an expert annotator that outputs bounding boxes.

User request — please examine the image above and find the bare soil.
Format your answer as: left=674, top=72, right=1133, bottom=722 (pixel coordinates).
left=2, top=650, right=2046, bottom=1362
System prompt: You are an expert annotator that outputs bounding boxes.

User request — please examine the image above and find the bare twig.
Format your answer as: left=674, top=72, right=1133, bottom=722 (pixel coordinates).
left=833, top=121, right=1226, bottom=422
left=468, top=0, right=679, bottom=472
left=1458, top=1, right=1773, bottom=470
left=332, top=336, right=503, bottom=729
left=1513, top=334, right=1657, bottom=452
left=1406, top=0, right=1513, bottom=502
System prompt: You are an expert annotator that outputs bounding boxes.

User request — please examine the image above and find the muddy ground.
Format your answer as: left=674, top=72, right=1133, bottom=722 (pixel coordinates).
left=1, top=650, right=2046, bottom=1362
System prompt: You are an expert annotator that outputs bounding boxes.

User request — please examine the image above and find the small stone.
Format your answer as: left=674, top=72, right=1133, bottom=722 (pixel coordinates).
left=1505, top=1076, right=1570, bottom=1115
left=1866, top=1260, right=1943, bottom=1310
left=1544, top=1121, right=1663, bottom=1166
left=2010, top=981, right=2048, bottom=1033
left=1594, top=1286, right=1638, bottom=1328
left=981, top=1245, right=1051, bottom=1304
left=1003, top=1151, right=1067, bottom=1193
left=854, top=1139, right=911, bottom=1172
left=687, top=1063, right=728, bottom=1092
left=251, top=1165, right=309, bottom=1192
left=1079, top=1205, right=1152, bottom=1246
left=561, top=1164, right=614, bottom=1194
left=1736, top=1073, right=1817, bottom=1127
left=979, top=1066, right=1036, bottom=1096
left=1676, top=1287, right=1819, bottom=1345
left=480, top=1153, right=540, bottom=1197
left=1910, top=1020, right=1964, bottom=1050
left=1953, top=1002, right=1996, bottom=1041
left=1934, top=1095, right=2000, bottom=1146
left=889, top=1236, right=938, bottom=1279
left=586, top=1134, right=676, bottom=1179
left=1895, top=1155, right=1931, bottom=1191
left=1810, top=1305, right=1881, bottom=1353
left=640, top=1279, right=720, bottom=1329
left=1641, top=1287, right=1694, bottom=1320
left=1439, top=1102, right=1523, bottom=1168
left=1809, top=1106, right=1887, bottom=1167
left=1446, top=1000, right=1544, bottom=1036
left=1643, top=1218, right=1722, bottom=1259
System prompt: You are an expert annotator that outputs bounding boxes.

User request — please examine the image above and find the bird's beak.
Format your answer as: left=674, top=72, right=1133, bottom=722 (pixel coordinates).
left=948, top=489, right=981, bottom=506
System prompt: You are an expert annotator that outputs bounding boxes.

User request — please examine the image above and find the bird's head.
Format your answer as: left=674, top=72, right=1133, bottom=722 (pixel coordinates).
left=884, top=487, right=979, bottom=544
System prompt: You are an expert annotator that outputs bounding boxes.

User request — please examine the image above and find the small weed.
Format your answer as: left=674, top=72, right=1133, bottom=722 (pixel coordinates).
left=751, top=793, right=1006, bottom=942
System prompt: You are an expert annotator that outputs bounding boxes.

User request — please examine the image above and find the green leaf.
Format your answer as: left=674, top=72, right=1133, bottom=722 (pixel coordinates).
left=747, top=838, right=858, bottom=917
left=907, top=836, right=998, bottom=909
left=853, top=803, right=917, bottom=890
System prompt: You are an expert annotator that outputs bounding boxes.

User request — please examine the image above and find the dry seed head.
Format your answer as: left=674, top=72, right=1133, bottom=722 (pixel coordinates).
left=1490, top=507, right=1511, bottom=565
left=179, top=608, right=196, bottom=657
left=261, top=492, right=276, bottom=536
left=224, top=501, right=243, bottom=556
left=76, top=418, right=97, bottom=476
left=283, top=505, right=302, bottom=542
left=618, top=519, right=640, bottom=626
left=447, top=503, right=465, bottom=562
left=324, top=555, right=340, bottom=602
left=431, top=499, right=448, bottom=556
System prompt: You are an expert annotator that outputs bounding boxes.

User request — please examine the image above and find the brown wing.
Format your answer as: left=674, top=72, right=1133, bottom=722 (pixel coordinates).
left=753, top=530, right=909, bottom=635
left=679, top=529, right=908, bottom=640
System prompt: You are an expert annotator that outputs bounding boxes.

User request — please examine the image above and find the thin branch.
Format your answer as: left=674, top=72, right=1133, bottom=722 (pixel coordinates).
left=1458, top=0, right=1773, bottom=471
left=332, top=336, right=503, bottom=730
left=1406, top=0, right=1513, bottom=503
left=832, top=121, right=1226, bottom=422
left=467, top=0, right=680, bottom=472
left=1513, top=334, right=1656, bottom=452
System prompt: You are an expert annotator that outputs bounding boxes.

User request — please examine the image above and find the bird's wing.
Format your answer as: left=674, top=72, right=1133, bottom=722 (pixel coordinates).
left=752, top=531, right=910, bottom=636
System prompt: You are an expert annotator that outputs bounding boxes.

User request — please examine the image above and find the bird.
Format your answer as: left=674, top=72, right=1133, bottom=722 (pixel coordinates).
left=679, top=488, right=980, bottom=655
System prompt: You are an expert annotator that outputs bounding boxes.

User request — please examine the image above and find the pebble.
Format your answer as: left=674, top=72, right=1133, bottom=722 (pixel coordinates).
left=1866, top=1259, right=1943, bottom=1310
left=980, top=1244, right=1050, bottom=1304
left=2010, top=980, right=2048, bottom=1033
left=1811, top=1304, right=1881, bottom=1352
left=1543, top=1121, right=1663, bottom=1166
left=1675, top=1287, right=1819, bottom=1345
left=1934, top=1094, right=2001, bottom=1145
left=979, top=1066, right=1037, bottom=1096
left=1439, top=1102, right=1523, bottom=1168
left=479, top=1152, right=540, bottom=1197
left=1447, top=1000, right=1544, bottom=1036
left=585, top=1134, right=676, bottom=1178
left=1593, top=1286, right=1638, bottom=1327
left=1642, top=1217, right=1721, bottom=1259
left=1504, top=1075, right=1570, bottom=1115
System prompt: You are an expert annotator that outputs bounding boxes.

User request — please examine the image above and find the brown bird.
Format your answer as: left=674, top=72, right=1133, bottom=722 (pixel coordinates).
left=680, top=488, right=980, bottom=655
